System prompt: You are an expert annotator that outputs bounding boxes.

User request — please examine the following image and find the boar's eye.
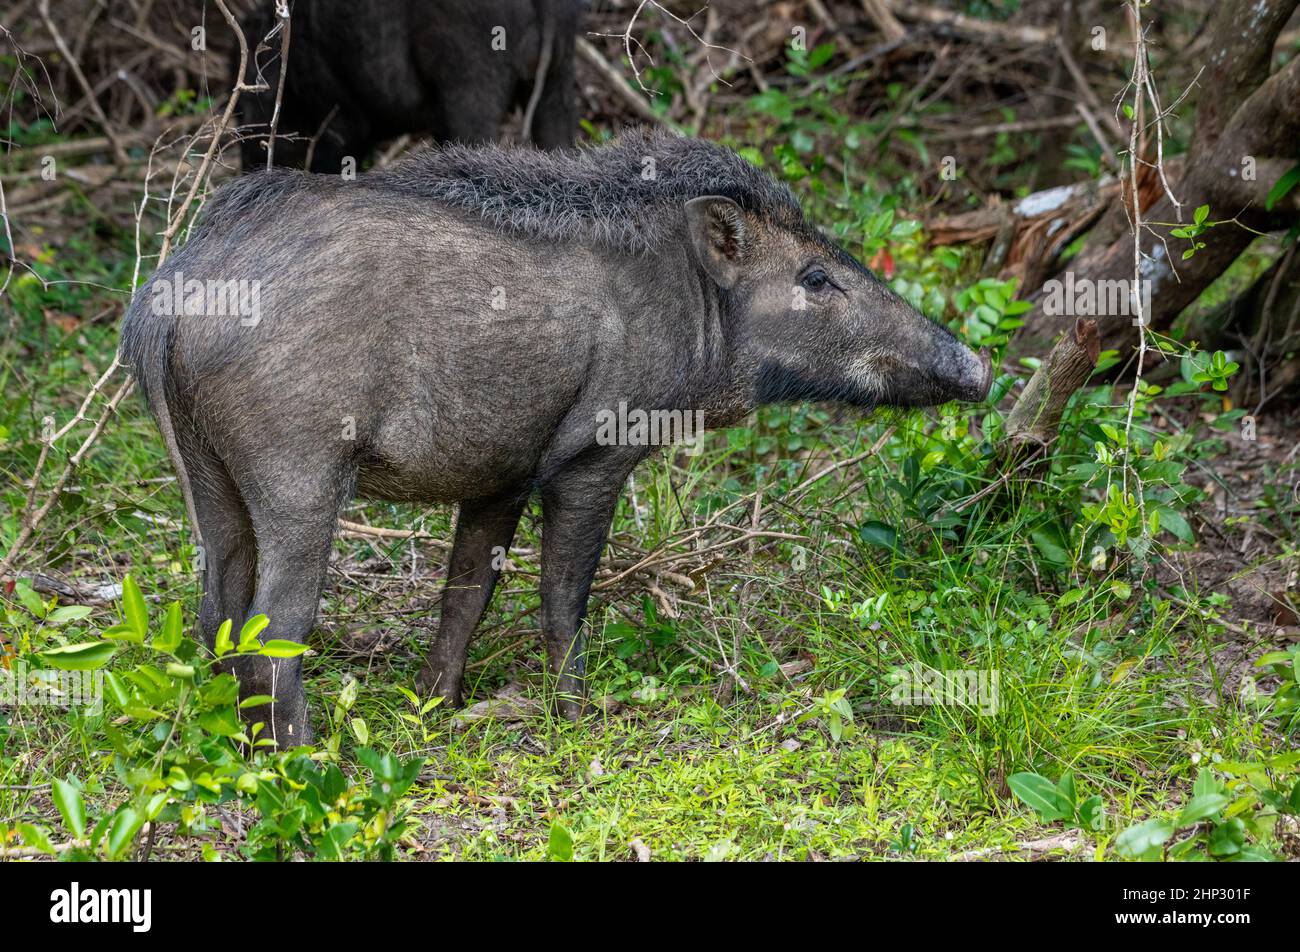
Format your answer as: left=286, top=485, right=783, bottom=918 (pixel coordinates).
left=800, top=269, right=830, bottom=292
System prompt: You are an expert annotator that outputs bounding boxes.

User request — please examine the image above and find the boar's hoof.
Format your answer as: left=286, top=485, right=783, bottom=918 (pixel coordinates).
left=415, top=663, right=464, bottom=708
left=241, top=696, right=314, bottom=748
left=225, top=656, right=313, bottom=747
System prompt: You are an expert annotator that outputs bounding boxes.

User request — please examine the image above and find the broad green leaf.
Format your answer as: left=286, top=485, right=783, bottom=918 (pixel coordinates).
left=1056, top=772, right=1077, bottom=810
left=1177, top=793, right=1229, bottom=828
left=18, top=823, right=56, bottom=855
left=100, top=623, right=141, bottom=643
left=152, top=600, right=184, bottom=654
left=13, top=582, right=47, bottom=618
left=105, top=806, right=145, bottom=860
left=1208, top=818, right=1245, bottom=857
left=47, top=605, right=93, bottom=625
left=214, top=619, right=234, bottom=657
left=1115, top=818, right=1174, bottom=859
left=1192, top=768, right=1221, bottom=799
left=52, top=778, right=87, bottom=839
left=1079, top=795, right=1105, bottom=832
left=859, top=520, right=899, bottom=551
left=318, top=822, right=359, bottom=861
left=1057, top=588, right=1087, bottom=608
left=1265, top=164, right=1300, bottom=211
left=1008, top=773, right=1072, bottom=822
left=350, top=717, right=369, bottom=745
left=103, top=672, right=131, bottom=707
left=198, top=707, right=242, bottom=737
left=1030, top=528, right=1070, bottom=566
left=258, top=639, right=309, bottom=658
left=1155, top=507, right=1193, bottom=543
left=547, top=822, right=574, bottom=861
left=238, top=614, right=270, bottom=651
left=121, top=574, right=149, bottom=641
left=38, top=641, right=116, bottom=671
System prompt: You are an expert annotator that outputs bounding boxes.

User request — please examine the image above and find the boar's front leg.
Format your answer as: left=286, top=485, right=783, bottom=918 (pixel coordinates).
left=417, top=493, right=527, bottom=706
left=539, top=457, right=635, bottom=720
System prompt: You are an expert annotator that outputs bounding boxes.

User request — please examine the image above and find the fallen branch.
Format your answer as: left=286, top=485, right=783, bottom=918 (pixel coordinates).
left=860, top=0, right=906, bottom=43
left=0, top=0, right=261, bottom=586
left=36, top=0, right=128, bottom=164
left=952, top=832, right=1083, bottom=861
left=337, top=518, right=451, bottom=550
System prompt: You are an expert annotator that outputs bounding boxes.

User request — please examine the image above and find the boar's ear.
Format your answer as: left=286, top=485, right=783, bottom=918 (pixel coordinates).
left=684, top=196, right=750, bottom=290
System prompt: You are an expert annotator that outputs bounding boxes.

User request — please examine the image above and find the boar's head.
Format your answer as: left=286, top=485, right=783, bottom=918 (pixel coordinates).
left=684, top=195, right=992, bottom=410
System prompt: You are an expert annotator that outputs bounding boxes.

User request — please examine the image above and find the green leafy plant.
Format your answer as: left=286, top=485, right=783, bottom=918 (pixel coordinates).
left=799, top=688, right=855, bottom=743
left=1254, top=645, right=1300, bottom=731
left=1189, top=349, right=1241, bottom=392
left=1114, top=766, right=1294, bottom=861
left=1169, top=204, right=1214, bottom=259
left=1008, top=771, right=1105, bottom=831
left=15, top=575, right=421, bottom=861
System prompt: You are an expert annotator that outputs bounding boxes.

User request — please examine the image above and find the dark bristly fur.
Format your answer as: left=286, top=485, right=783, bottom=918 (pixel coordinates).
left=198, top=128, right=809, bottom=255
left=367, top=129, right=808, bottom=253
left=121, top=128, right=991, bottom=746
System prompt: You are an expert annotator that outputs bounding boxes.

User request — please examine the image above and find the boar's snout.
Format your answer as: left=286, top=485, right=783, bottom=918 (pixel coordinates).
left=877, top=315, right=993, bottom=407
left=936, top=342, right=992, bottom=404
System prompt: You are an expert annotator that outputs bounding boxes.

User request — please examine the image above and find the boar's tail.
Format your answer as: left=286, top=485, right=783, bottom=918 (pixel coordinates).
left=520, top=0, right=560, bottom=144
left=118, top=310, right=204, bottom=551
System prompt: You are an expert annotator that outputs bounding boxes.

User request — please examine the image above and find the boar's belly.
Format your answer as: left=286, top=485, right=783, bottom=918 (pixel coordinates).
left=353, top=402, right=558, bottom=504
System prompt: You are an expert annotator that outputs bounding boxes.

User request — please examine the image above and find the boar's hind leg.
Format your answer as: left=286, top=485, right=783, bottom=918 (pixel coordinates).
left=190, top=450, right=256, bottom=652
left=234, top=476, right=351, bottom=747
left=416, top=493, right=527, bottom=706
left=539, top=460, right=633, bottom=720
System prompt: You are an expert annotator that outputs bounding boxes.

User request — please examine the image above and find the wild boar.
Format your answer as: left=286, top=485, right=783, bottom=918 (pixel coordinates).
left=120, top=128, right=992, bottom=745
left=235, top=0, right=583, bottom=172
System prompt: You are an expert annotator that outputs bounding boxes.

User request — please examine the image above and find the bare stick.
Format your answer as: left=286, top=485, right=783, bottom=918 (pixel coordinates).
left=264, top=0, right=292, bottom=169
left=861, top=0, right=906, bottom=42
left=576, top=37, right=671, bottom=127
left=1118, top=1, right=1151, bottom=532
left=158, top=0, right=252, bottom=262
left=1000, top=319, right=1100, bottom=461
left=589, top=0, right=748, bottom=97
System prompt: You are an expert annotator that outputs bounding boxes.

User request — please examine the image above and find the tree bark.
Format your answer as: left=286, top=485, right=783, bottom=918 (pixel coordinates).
left=1008, top=0, right=1300, bottom=364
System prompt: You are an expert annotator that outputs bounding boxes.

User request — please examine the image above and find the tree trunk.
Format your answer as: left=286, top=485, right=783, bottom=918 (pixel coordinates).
left=1008, top=0, right=1300, bottom=365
